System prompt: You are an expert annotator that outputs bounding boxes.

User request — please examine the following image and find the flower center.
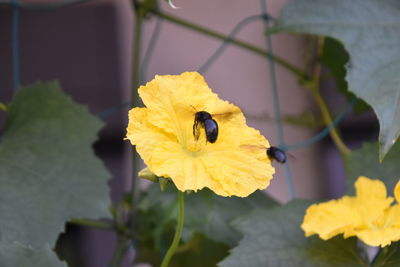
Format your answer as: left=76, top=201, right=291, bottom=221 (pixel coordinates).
left=179, top=120, right=208, bottom=156
left=186, top=139, right=206, bottom=153
left=371, top=217, right=385, bottom=228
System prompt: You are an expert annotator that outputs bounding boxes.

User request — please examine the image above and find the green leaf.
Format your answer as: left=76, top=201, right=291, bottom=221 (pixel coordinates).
left=138, top=185, right=277, bottom=247
left=277, top=0, right=400, bottom=159
left=136, top=186, right=277, bottom=266
left=0, top=82, right=110, bottom=248
left=320, top=38, right=348, bottom=95
left=185, top=188, right=277, bottom=246
left=320, top=38, right=370, bottom=113
left=219, top=200, right=368, bottom=267
left=0, top=243, right=66, bottom=267
left=372, top=243, right=400, bottom=267
left=171, top=233, right=230, bottom=267
left=345, top=141, right=400, bottom=194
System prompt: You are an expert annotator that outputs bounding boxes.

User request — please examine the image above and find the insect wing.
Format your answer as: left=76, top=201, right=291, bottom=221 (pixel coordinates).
left=212, top=106, right=241, bottom=121
left=287, top=153, right=296, bottom=162
left=212, top=112, right=233, bottom=120
left=240, top=144, right=266, bottom=151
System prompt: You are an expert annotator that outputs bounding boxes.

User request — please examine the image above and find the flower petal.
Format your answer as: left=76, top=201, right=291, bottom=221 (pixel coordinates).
left=354, top=227, right=400, bottom=247
left=302, top=176, right=400, bottom=247
left=138, top=72, right=217, bottom=136
left=154, top=122, right=273, bottom=197
left=138, top=72, right=246, bottom=144
left=301, top=197, right=361, bottom=240
left=353, top=177, right=393, bottom=225
left=127, top=108, right=178, bottom=167
left=395, top=179, right=400, bottom=203
left=201, top=150, right=274, bottom=197
left=388, top=205, right=400, bottom=227
left=355, top=176, right=387, bottom=200
left=127, top=72, right=275, bottom=197
left=127, top=107, right=273, bottom=197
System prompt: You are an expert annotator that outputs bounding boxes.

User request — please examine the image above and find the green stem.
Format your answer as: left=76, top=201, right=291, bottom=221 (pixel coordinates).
left=152, top=10, right=307, bottom=80
left=69, top=218, right=114, bottom=231
left=109, top=237, right=130, bottom=267
left=160, top=191, right=185, bottom=267
left=308, top=37, right=351, bottom=156
left=311, top=90, right=351, bottom=155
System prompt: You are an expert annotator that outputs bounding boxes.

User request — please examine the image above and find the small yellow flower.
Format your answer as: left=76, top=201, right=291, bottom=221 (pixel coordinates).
left=126, top=72, right=275, bottom=197
left=301, top=176, right=400, bottom=247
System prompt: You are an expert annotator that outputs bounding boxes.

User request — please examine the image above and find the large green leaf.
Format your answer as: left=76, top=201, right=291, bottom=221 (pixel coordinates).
left=0, top=243, right=66, bottom=267
left=138, top=184, right=277, bottom=247
left=277, top=0, right=400, bottom=159
left=0, top=82, right=110, bottom=250
left=345, top=141, right=400, bottom=194
left=320, top=38, right=370, bottom=113
left=320, top=38, right=348, bottom=95
left=184, top=187, right=277, bottom=246
left=219, top=200, right=368, bottom=267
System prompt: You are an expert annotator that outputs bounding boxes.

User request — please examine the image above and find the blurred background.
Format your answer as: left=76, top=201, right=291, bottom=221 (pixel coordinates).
left=0, top=0, right=378, bottom=266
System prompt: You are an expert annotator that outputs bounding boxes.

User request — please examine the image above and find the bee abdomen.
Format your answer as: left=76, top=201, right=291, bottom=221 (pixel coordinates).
left=267, top=146, right=287, bottom=164
left=204, top=119, right=218, bottom=143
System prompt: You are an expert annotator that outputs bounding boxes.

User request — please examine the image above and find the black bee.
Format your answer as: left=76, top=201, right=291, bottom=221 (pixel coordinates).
left=193, top=111, right=218, bottom=143
left=240, top=145, right=288, bottom=164
left=267, top=146, right=287, bottom=164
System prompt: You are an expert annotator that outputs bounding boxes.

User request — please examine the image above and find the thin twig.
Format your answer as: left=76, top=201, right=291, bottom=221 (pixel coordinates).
left=308, top=37, right=351, bottom=155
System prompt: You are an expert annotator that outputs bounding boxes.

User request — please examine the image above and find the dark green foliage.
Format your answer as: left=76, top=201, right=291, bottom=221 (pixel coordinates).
left=0, top=82, right=111, bottom=265
left=320, top=38, right=370, bottom=113
left=277, top=0, right=400, bottom=158
left=135, top=184, right=277, bottom=265
left=0, top=243, right=66, bottom=267
left=220, top=200, right=368, bottom=267
left=345, top=141, right=400, bottom=194
left=372, top=243, right=400, bottom=267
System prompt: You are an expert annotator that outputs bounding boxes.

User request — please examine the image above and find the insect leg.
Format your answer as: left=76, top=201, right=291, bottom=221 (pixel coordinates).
left=193, top=120, right=197, bottom=136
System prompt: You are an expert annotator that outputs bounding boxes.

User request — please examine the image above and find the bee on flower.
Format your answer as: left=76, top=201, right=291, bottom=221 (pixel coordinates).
left=126, top=72, right=275, bottom=197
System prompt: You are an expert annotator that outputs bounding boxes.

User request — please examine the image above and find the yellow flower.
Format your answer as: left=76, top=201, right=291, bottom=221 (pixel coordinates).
left=126, top=72, right=275, bottom=197
left=301, top=176, right=400, bottom=247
